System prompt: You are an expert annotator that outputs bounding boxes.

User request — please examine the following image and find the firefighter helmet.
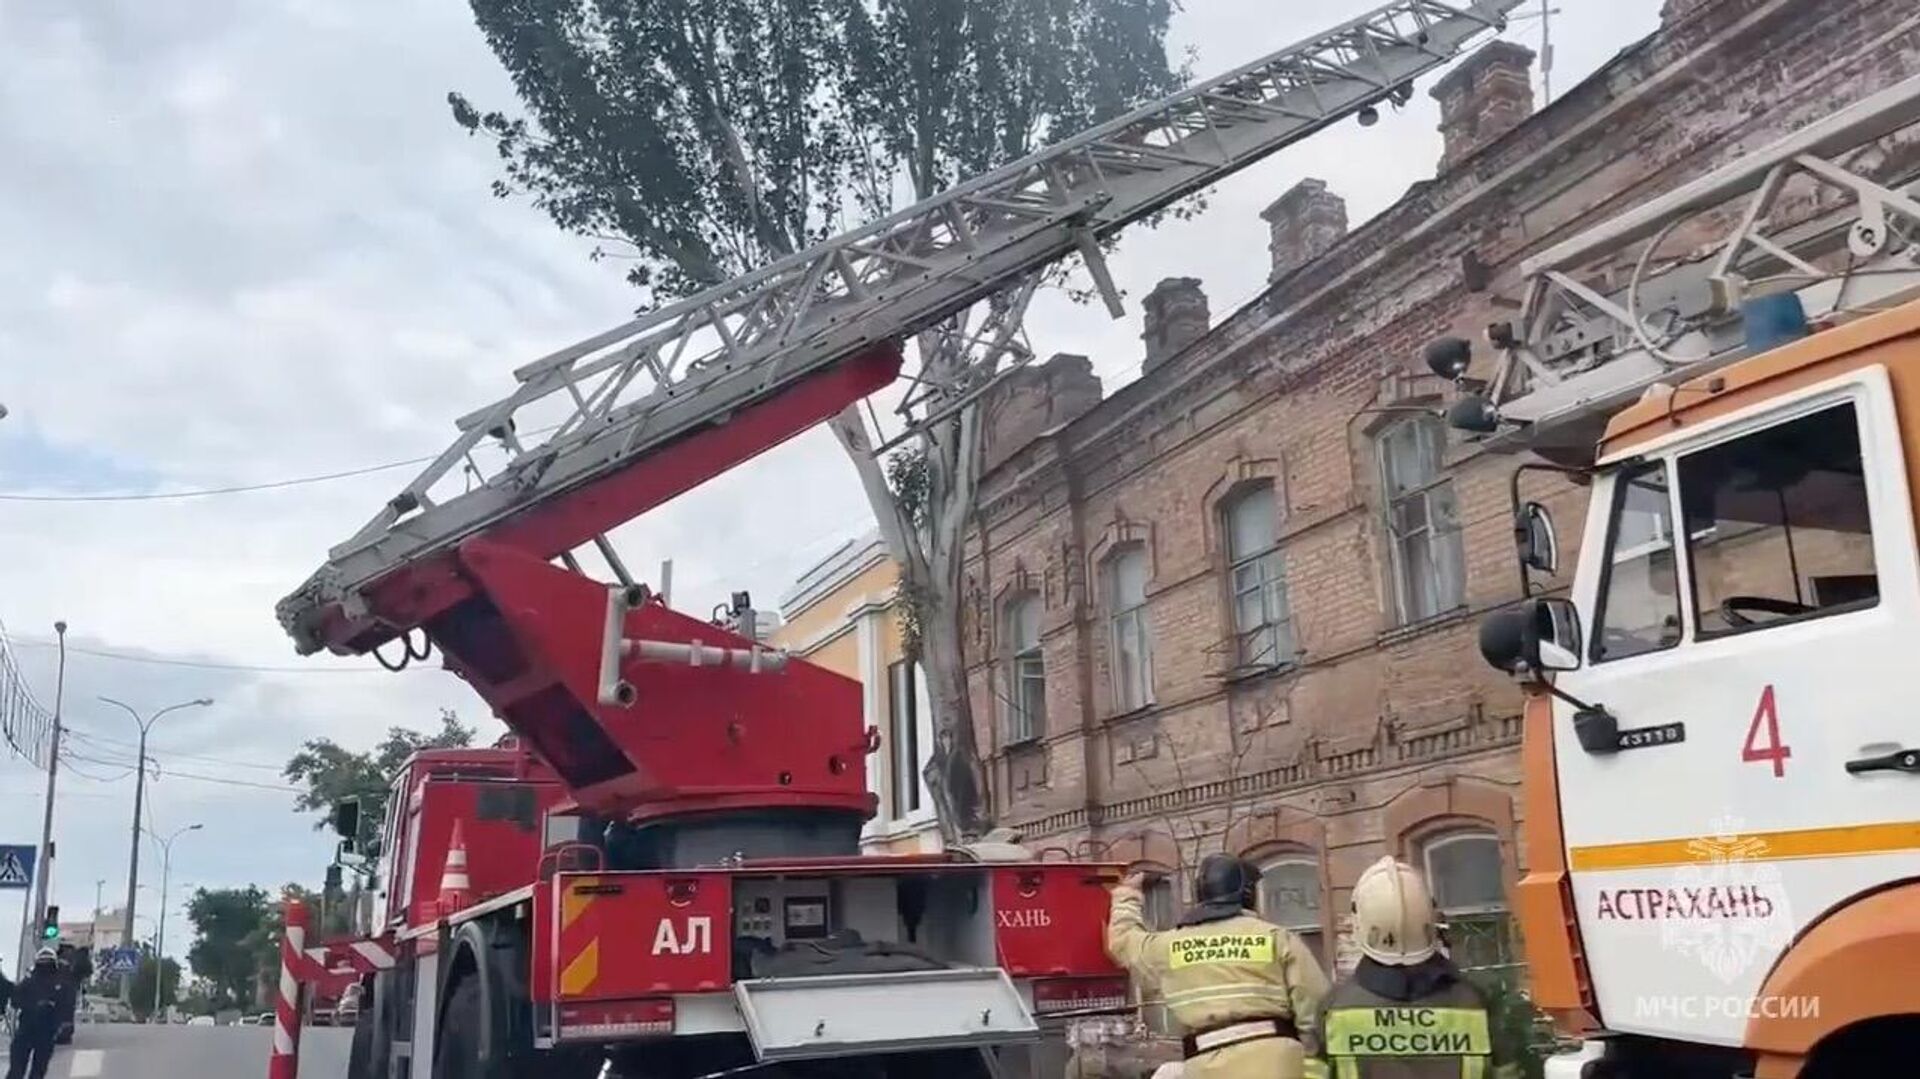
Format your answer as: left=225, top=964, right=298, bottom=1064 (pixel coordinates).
left=1180, top=853, right=1260, bottom=925
left=1351, top=856, right=1439, bottom=966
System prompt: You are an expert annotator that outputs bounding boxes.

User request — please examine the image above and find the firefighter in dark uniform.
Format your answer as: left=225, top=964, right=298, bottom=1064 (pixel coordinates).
left=1306, top=857, right=1518, bottom=1079
left=7, top=948, right=65, bottom=1079
left=1108, top=853, right=1330, bottom=1079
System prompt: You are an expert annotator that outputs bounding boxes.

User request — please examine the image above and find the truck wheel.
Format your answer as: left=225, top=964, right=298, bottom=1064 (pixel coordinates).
left=433, top=977, right=485, bottom=1079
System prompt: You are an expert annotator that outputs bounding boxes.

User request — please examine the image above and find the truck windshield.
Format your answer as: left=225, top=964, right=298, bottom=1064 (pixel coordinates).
left=1593, top=461, right=1682, bottom=661
left=1680, top=401, right=1878, bottom=635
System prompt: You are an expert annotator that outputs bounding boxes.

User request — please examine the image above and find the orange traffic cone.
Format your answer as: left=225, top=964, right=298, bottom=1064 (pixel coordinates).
left=438, top=819, right=473, bottom=915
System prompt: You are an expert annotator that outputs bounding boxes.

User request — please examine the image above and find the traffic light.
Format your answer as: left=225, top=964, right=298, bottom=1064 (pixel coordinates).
left=40, top=905, right=58, bottom=942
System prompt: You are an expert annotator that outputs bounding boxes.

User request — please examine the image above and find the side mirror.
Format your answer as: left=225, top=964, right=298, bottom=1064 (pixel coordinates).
left=330, top=800, right=361, bottom=846
left=1479, top=597, right=1582, bottom=676
left=1529, top=598, right=1583, bottom=671
left=1516, top=501, right=1559, bottom=576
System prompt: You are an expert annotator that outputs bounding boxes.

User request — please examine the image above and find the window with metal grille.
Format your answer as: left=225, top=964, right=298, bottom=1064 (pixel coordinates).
left=1257, top=857, right=1325, bottom=967
left=1421, top=830, right=1513, bottom=972
left=1106, top=545, right=1154, bottom=712
left=1379, top=417, right=1466, bottom=624
left=1223, top=485, right=1291, bottom=669
left=1004, top=595, right=1045, bottom=744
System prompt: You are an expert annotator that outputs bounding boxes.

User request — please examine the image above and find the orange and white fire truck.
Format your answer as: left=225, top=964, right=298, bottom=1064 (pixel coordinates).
left=1453, top=72, right=1920, bottom=1079
left=271, top=4, right=1527, bottom=1078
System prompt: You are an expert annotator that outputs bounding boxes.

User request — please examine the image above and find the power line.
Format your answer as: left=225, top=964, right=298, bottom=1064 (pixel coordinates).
left=56, top=753, right=135, bottom=784
left=0, top=455, right=433, bottom=503
left=0, top=421, right=566, bottom=505
left=66, top=729, right=289, bottom=774
left=151, top=768, right=303, bottom=795
left=57, top=746, right=302, bottom=795
left=9, top=636, right=420, bottom=675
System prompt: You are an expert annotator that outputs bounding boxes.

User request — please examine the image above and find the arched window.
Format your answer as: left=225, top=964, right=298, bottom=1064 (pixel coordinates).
left=1378, top=416, right=1466, bottom=623
left=1419, top=830, right=1512, bottom=971
left=1257, top=857, right=1324, bottom=966
left=1003, top=595, right=1045, bottom=743
left=1222, top=485, right=1292, bottom=669
left=1106, top=545, right=1154, bottom=713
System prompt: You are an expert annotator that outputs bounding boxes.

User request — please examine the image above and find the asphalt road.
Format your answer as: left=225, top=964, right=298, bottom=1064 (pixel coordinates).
left=0, top=1023, right=353, bottom=1079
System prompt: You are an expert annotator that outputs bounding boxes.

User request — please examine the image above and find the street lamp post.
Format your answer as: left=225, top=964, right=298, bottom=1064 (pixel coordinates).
left=19, top=622, right=66, bottom=977
left=99, top=695, right=211, bottom=998
left=146, top=824, right=201, bottom=1021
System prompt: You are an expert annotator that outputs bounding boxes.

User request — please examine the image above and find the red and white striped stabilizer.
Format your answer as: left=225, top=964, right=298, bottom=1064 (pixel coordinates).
left=269, top=898, right=309, bottom=1079
left=302, top=938, right=397, bottom=977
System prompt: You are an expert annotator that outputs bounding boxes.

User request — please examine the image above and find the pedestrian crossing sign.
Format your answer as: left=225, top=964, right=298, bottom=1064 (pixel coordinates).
left=0, top=845, right=34, bottom=889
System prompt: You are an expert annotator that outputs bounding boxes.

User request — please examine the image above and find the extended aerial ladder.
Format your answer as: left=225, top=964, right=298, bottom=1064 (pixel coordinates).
left=1438, top=72, right=1920, bottom=461
left=277, top=0, right=1527, bottom=823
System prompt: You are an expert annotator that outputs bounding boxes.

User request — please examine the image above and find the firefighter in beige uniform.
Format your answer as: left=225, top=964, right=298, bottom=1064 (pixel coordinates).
left=1108, top=854, right=1330, bottom=1079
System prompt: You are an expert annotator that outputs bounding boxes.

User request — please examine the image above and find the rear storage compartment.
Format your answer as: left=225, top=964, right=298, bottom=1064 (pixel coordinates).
left=539, top=860, right=1126, bottom=1060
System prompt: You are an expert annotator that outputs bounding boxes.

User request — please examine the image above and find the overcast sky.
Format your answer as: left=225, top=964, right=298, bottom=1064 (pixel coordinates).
left=0, top=0, right=1662, bottom=969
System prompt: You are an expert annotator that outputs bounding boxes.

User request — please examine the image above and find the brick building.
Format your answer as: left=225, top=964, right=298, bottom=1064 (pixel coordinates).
left=946, top=0, right=1920, bottom=973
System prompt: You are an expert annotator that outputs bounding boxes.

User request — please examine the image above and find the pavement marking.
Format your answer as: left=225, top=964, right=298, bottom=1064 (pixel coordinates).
left=69, top=1049, right=104, bottom=1077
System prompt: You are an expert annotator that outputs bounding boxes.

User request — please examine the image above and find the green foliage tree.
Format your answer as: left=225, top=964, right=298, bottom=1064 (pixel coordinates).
left=129, top=951, right=183, bottom=1022
left=242, top=884, right=327, bottom=1008
left=450, top=0, right=1184, bottom=837
left=186, top=885, right=270, bottom=1010
left=283, top=709, right=474, bottom=856
left=179, top=978, right=216, bottom=1018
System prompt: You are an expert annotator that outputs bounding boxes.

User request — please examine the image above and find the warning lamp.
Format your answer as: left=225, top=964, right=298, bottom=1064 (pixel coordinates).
left=40, top=905, right=59, bottom=941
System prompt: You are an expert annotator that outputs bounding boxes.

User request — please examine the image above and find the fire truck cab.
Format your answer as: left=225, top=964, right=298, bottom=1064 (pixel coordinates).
left=1483, top=299, right=1920, bottom=1077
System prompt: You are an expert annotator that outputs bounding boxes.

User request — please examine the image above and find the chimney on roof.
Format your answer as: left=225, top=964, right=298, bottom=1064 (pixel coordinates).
left=980, top=352, right=1103, bottom=473
left=1141, top=277, right=1210, bottom=373
left=1260, top=179, right=1348, bottom=283
left=1431, top=40, right=1536, bottom=172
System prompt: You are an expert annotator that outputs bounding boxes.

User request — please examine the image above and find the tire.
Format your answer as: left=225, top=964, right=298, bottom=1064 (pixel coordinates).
left=433, top=977, right=484, bottom=1079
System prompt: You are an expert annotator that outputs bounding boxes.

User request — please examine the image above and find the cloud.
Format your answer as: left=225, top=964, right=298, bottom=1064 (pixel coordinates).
left=0, top=0, right=1663, bottom=966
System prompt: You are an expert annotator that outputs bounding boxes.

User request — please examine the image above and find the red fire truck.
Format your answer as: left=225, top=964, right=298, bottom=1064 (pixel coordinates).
left=304, top=736, right=1128, bottom=1078
left=274, top=4, right=1525, bottom=1077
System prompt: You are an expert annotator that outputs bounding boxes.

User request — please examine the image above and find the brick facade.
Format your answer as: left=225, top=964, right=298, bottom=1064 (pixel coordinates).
left=953, top=0, right=1920, bottom=955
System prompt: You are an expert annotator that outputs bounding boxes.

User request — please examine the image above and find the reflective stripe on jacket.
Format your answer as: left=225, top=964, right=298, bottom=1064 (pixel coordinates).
left=1105, top=884, right=1329, bottom=1043
left=1303, top=974, right=1517, bottom=1079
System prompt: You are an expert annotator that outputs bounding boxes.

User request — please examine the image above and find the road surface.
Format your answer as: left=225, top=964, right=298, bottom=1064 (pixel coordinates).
left=0, top=1023, right=352, bottom=1079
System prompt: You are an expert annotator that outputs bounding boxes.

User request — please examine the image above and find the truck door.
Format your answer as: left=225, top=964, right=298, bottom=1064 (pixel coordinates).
left=1556, top=365, right=1920, bottom=1046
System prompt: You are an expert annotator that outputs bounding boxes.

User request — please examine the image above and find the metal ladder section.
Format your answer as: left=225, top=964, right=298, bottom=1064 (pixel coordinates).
left=1479, top=72, right=1920, bottom=462
left=277, top=0, right=1523, bottom=652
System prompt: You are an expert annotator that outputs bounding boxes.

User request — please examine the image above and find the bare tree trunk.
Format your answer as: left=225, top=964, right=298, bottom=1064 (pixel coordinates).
left=828, top=393, right=993, bottom=842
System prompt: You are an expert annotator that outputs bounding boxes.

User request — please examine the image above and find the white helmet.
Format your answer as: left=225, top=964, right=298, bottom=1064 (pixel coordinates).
left=1351, top=856, right=1439, bottom=966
